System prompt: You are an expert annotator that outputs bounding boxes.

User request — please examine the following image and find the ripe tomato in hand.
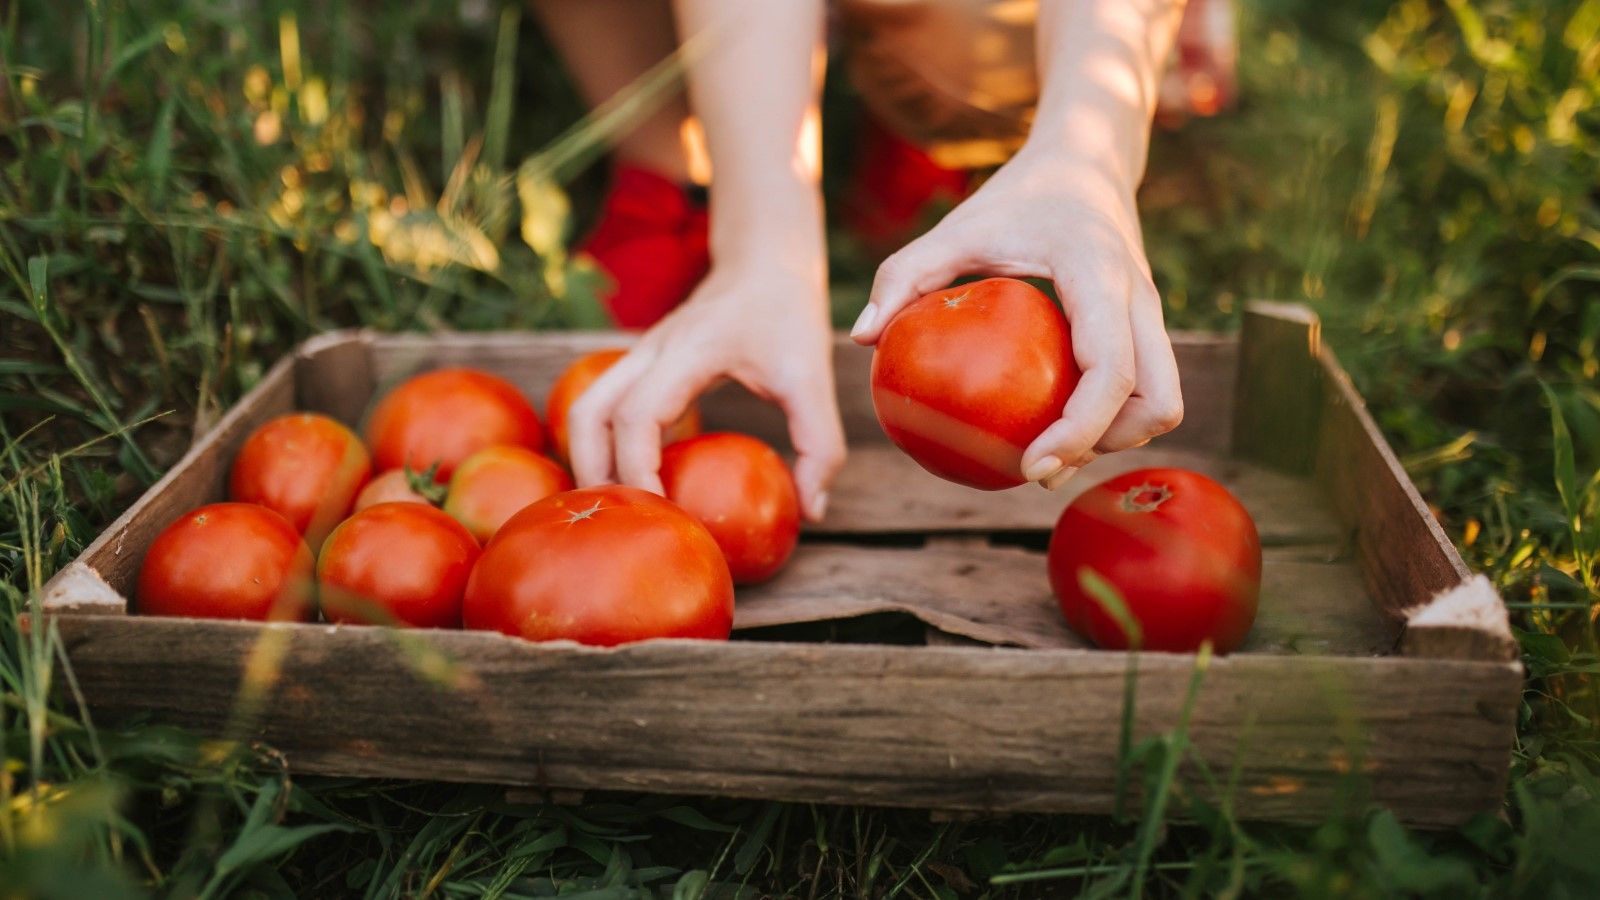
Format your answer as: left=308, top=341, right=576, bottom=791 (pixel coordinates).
left=229, top=413, right=372, bottom=549
left=318, top=503, right=480, bottom=628
left=365, top=368, right=543, bottom=480
left=545, top=349, right=701, bottom=463
left=463, top=485, right=733, bottom=646
left=1047, top=468, right=1261, bottom=654
left=444, top=446, right=574, bottom=543
left=870, top=277, right=1081, bottom=490
left=660, top=433, right=799, bottom=584
left=137, top=503, right=313, bottom=621
left=354, top=469, right=436, bottom=511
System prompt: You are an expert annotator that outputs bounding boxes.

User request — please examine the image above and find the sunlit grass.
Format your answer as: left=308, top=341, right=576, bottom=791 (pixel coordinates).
left=2, top=0, right=1598, bottom=896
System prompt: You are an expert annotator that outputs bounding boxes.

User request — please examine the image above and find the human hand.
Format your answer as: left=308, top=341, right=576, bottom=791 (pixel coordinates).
left=567, top=252, right=846, bottom=521
left=849, top=145, right=1183, bottom=490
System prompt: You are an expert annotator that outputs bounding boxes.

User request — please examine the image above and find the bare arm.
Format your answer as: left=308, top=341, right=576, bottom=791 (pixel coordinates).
left=568, top=0, right=845, bottom=520
left=853, top=0, right=1187, bottom=489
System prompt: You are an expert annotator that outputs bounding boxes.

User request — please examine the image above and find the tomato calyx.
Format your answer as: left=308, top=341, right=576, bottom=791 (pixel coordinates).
left=403, top=463, right=448, bottom=504
left=1119, top=482, right=1173, bottom=514
left=942, top=290, right=971, bottom=310
left=564, top=500, right=605, bottom=524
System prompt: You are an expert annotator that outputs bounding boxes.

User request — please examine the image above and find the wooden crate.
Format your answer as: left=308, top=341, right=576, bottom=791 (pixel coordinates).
left=41, top=304, right=1520, bottom=827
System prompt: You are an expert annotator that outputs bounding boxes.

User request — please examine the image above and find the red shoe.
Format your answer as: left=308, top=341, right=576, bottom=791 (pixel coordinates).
left=577, top=164, right=710, bottom=330
left=840, top=115, right=970, bottom=255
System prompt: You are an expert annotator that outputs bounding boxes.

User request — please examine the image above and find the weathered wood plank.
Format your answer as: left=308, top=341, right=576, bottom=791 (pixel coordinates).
left=295, top=331, right=376, bottom=428
left=1233, top=303, right=1324, bottom=474
left=54, top=617, right=1520, bottom=827
left=40, top=356, right=300, bottom=613
left=736, top=543, right=1396, bottom=656
left=815, top=443, right=1345, bottom=545
left=1312, top=349, right=1516, bottom=662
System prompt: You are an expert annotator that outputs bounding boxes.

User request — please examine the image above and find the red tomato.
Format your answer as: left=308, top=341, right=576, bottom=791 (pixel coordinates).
left=136, top=503, right=313, bottom=621
left=354, top=469, right=435, bottom=511
left=660, top=433, right=800, bottom=584
left=229, top=413, right=372, bottom=549
left=317, top=503, right=480, bottom=628
left=545, top=349, right=701, bottom=464
left=365, top=368, right=543, bottom=480
left=444, top=446, right=574, bottom=543
left=463, top=485, right=733, bottom=646
left=870, top=277, right=1081, bottom=490
left=1047, top=468, right=1261, bottom=654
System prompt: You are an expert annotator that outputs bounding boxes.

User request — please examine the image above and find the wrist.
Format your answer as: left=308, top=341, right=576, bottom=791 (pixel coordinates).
left=709, top=186, right=825, bottom=269
left=1005, top=141, right=1140, bottom=219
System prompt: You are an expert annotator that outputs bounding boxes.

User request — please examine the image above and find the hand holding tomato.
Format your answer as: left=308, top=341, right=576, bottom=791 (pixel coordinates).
left=850, top=146, right=1183, bottom=490
left=565, top=259, right=845, bottom=522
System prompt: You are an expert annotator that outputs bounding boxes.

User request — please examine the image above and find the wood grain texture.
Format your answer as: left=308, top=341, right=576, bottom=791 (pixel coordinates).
left=54, top=616, right=1520, bottom=826
left=736, top=543, right=1396, bottom=656
left=1312, top=349, right=1516, bottom=662
left=40, top=356, right=300, bottom=612
left=816, top=444, right=1345, bottom=545
left=1233, top=303, right=1324, bottom=475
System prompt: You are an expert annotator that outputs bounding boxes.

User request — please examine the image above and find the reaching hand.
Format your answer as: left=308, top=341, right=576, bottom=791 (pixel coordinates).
left=567, top=255, right=846, bottom=521
left=850, top=146, right=1183, bottom=490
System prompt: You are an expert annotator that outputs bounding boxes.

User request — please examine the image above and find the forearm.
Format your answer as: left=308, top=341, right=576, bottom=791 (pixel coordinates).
left=672, top=0, right=826, bottom=268
left=1028, top=0, right=1187, bottom=192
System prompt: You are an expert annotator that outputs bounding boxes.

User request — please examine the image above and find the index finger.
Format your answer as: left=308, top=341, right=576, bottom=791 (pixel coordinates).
left=567, top=345, right=657, bottom=486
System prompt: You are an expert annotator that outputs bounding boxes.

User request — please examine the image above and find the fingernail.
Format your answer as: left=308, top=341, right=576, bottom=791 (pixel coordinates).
left=809, top=491, right=830, bottom=521
left=849, top=305, right=878, bottom=338
left=1042, top=466, right=1079, bottom=492
left=1023, top=455, right=1063, bottom=483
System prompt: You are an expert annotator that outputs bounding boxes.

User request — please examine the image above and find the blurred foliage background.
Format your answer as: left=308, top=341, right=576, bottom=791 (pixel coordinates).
left=2, top=0, right=1598, bottom=896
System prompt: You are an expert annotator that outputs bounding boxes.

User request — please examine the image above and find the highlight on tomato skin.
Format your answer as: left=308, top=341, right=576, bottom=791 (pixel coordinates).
left=1047, top=467, right=1262, bottom=654
left=443, top=445, right=574, bottom=543
left=136, top=503, right=314, bottom=622
left=462, top=484, right=734, bottom=647
left=660, top=432, right=801, bottom=584
left=545, top=348, right=702, bottom=464
left=869, top=277, right=1081, bottom=491
left=364, top=368, right=544, bottom=481
left=228, top=412, right=372, bottom=550
left=317, top=502, right=481, bottom=629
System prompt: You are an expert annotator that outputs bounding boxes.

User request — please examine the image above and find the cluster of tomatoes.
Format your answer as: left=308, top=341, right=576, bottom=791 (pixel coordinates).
left=872, top=278, right=1263, bottom=654
left=137, top=350, right=800, bottom=645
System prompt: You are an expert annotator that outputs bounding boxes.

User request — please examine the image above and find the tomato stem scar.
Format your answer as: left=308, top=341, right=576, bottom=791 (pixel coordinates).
left=1120, top=483, right=1173, bottom=513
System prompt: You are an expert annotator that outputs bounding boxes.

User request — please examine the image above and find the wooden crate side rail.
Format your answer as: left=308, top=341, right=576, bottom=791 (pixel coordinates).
left=1234, top=303, right=1515, bottom=663
left=54, top=616, right=1523, bottom=827
left=40, top=354, right=303, bottom=614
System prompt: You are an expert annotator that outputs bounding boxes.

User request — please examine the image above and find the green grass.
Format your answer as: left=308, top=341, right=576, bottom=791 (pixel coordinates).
left=3, top=0, right=1599, bottom=896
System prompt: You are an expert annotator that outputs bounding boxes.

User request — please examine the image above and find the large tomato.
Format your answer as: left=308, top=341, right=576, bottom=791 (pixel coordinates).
left=870, top=277, right=1080, bottom=490
left=545, top=349, right=701, bottom=463
left=660, top=433, right=799, bottom=584
left=229, top=413, right=372, bottom=548
left=354, top=469, right=436, bottom=511
left=317, top=503, right=480, bottom=628
left=365, top=368, right=543, bottom=480
left=1047, top=468, right=1261, bottom=654
left=136, top=503, right=313, bottom=621
left=444, top=446, right=574, bottom=543
left=463, top=485, right=733, bottom=645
